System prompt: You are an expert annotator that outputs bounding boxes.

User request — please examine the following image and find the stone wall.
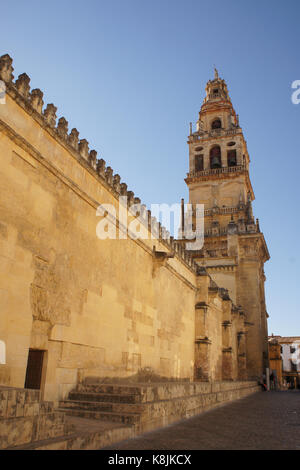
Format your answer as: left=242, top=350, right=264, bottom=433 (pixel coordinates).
left=0, top=55, right=254, bottom=404
left=0, top=115, right=197, bottom=400
left=0, top=57, right=201, bottom=402
left=0, top=386, right=67, bottom=449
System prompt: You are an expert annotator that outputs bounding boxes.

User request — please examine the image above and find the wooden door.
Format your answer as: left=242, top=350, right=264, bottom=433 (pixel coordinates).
left=24, top=349, right=44, bottom=390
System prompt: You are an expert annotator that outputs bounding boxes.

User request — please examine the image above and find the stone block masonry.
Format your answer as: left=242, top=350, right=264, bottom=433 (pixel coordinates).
left=0, top=386, right=67, bottom=448
left=0, top=55, right=259, bottom=404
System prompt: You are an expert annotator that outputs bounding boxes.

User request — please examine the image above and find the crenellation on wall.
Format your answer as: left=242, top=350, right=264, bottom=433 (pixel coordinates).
left=0, top=54, right=14, bottom=82
left=0, top=54, right=197, bottom=270
left=105, top=166, right=114, bottom=185
left=30, top=88, right=44, bottom=113
left=15, top=73, right=31, bottom=99
left=88, top=149, right=97, bottom=169
left=68, top=127, right=79, bottom=150
left=56, top=117, right=68, bottom=140
left=43, top=103, right=57, bottom=128
left=112, top=173, right=121, bottom=193
left=78, top=138, right=89, bottom=160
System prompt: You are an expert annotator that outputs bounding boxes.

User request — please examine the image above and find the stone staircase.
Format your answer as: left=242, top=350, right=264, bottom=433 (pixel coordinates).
left=58, top=379, right=261, bottom=434
left=59, top=385, right=145, bottom=427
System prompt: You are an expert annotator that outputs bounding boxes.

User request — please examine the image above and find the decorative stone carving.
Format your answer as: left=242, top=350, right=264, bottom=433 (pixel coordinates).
left=211, top=220, right=220, bottom=235
left=43, top=104, right=57, bottom=128
left=105, top=166, right=113, bottom=185
left=127, top=191, right=134, bottom=206
left=88, top=150, right=97, bottom=169
left=78, top=139, right=89, bottom=160
left=68, top=128, right=79, bottom=150
left=96, top=158, right=106, bottom=178
left=120, top=183, right=128, bottom=196
left=0, top=54, right=14, bottom=82
left=227, top=216, right=238, bottom=235
left=112, top=174, right=121, bottom=193
left=15, top=73, right=30, bottom=98
left=140, top=204, right=147, bottom=220
left=238, top=218, right=246, bottom=233
left=246, top=191, right=254, bottom=223
left=30, top=89, right=44, bottom=113
left=256, top=218, right=260, bottom=232
left=57, top=117, right=68, bottom=139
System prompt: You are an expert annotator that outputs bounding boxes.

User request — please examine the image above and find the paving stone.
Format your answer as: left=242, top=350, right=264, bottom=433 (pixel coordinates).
left=103, top=391, right=300, bottom=450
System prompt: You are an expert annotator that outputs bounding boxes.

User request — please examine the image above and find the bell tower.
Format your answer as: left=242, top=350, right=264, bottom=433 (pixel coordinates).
left=185, top=69, right=270, bottom=379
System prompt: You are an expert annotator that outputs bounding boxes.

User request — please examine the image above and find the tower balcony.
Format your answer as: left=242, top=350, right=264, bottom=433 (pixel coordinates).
left=189, top=127, right=241, bottom=143
left=207, top=92, right=222, bottom=100
left=185, top=164, right=247, bottom=183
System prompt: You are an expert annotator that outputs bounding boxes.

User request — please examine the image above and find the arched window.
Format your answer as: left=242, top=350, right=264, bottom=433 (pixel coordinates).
left=210, top=146, right=221, bottom=169
left=211, top=119, right=221, bottom=130
left=227, top=149, right=237, bottom=167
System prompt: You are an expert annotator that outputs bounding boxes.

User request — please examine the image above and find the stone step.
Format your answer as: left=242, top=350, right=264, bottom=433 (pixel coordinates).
left=77, top=383, right=145, bottom=396
left=59, top=399, right=145, bottom=414
left=58, top=407, right=141, bottom=425
left=76, top=381, right=225, bottom=403
left=69, top=391, right=141, bottom=404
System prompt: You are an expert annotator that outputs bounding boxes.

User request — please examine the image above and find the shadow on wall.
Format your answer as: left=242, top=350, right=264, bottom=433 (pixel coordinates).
left=84, top=367, right=192, bottom=384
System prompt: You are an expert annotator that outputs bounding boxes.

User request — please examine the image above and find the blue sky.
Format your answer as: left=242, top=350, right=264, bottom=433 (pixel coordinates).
left=2, top=0, right=300, bottom=336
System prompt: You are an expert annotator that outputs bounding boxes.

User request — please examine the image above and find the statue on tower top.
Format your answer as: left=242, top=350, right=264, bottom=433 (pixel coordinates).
left=214, top=67, right=219, bottom=80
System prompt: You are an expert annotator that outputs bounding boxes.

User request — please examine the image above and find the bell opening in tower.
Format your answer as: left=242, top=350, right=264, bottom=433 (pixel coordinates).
left=211, top=118, right=221, bottom=129
left=210, top=145, right=222, bottom=169
left=227, top=149, right=237, bottom=167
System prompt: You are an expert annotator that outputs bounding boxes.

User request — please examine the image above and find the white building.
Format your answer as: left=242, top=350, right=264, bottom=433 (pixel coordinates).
left=269, top=335, right=300, bottom=389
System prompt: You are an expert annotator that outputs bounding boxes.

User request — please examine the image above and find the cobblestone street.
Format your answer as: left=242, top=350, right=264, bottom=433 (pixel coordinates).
left=103, top=391, right=300, bottom=450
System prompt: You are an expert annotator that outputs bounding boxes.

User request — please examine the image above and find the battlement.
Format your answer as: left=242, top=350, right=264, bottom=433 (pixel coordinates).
left=0, top=54, right=199, bottom=274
